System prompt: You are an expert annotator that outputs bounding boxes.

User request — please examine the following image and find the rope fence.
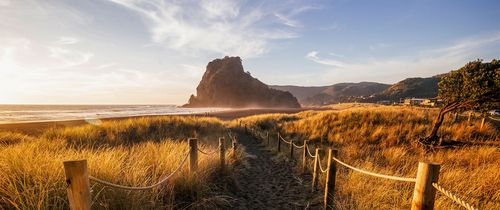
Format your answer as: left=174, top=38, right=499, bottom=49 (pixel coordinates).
left=489, top=116, right=500, bottom=121
left=89, top=151, right=190, bottom=190
left=245, top=126, right=479, bottom=210
left=316, top=153, right=329, bottom=173
left=63, top=132, right=238, bottom=210
left=198, top=146, right=220, bottom=155
left=292, top=141, right=305, bottom=149
left=331, top=156, right=416, bottom=182
left=278, top=133, right=292, bottom=144
left=306, top=145, right=316, bottom=158
left=432, top=183, right=478, bottom=210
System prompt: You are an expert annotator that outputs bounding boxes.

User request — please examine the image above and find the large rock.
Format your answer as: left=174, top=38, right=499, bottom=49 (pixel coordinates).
left=183, top=56, right=300, bottom=108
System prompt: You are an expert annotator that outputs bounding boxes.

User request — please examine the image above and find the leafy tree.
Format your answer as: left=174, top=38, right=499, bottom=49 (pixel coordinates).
left=423, top=59, right=500, bottom=145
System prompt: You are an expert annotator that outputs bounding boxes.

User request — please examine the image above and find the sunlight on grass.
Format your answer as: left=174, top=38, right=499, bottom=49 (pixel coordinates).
left=0, top=116, right=239, bottom=209
left=237, top=104, right=499, bottom=209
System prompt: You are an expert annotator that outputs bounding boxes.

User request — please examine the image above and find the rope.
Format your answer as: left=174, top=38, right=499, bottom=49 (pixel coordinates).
left=316, top=153, right=329, bottom=173
left=89, top=151, right=190, bottom=190
left=227, top=132, right=235, bottom=142
left=331, top=156, right=416, bottom=182
left=198, top=146, right=219, bottom=155
left=432, top=183, right=478, bottom=210
left=293, top=141, right=305, bottom=149
left=489, top=116, right=500, bottom=121
left=279, top=133, right=292, bottom=144
left=306, top=145, right=316, bottom=158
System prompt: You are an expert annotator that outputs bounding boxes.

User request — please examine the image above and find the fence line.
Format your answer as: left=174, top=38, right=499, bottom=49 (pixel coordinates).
left=292, top=141, right=305, bottom=149
left=89, top=151, right=190, bottom=190
left=489, top=116, right=500, bottom=121
left=198, top=146, right=220, bottom=155
left=330, top=156, right=416, bottom=182
left=316, top=153, right=329, bottom=173
left=306, top=145, right=316, bottom=158
left=247, top=127, right=478, bottom=210
left=278, top=133, right=292, bottom=144
left=432, top=183, right=478, bottom=210
left=64, top=132, right=236, bottom=210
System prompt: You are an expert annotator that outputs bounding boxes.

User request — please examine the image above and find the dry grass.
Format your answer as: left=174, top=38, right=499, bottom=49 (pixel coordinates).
left=237, top=104, right=499, bottom=209
left=0, top=116, right=239, bottom=210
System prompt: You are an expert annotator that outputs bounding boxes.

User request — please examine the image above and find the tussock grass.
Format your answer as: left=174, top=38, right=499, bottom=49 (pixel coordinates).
left=237, top=104, right=499, bottom=209
left=0, top=132, right=33, bottom=146
left=0, top=116, right=239, bottom=209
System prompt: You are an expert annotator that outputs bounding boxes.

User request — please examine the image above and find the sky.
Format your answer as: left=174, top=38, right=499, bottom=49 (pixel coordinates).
left=1, top=0, right=499, bottom=105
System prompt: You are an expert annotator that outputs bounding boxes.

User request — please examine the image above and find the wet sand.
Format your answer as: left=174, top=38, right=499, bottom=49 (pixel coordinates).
left=0, top=107, right=324, bottom=135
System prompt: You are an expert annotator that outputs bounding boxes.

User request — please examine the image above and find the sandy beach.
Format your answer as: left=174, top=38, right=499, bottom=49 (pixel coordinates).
left=0, top=107, right=323, bottom=135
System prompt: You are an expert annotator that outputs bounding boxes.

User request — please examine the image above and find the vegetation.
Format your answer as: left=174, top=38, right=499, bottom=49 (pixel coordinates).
left=425, top=59, right=500, bottom=145
left=1, top=105, right=498, bottom=209
left=0, top=116, right=240, bottom=209
left=237, top=104, right=499, bottom=209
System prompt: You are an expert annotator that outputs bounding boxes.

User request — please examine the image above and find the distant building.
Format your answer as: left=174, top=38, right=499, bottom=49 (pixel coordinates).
left=403, top=98, right=442, bottom=106
left=403, top=98, right=425, bottom=106
left=376, top=100, right=391, bottom=105
left=420, top=98, right=442, bottom=107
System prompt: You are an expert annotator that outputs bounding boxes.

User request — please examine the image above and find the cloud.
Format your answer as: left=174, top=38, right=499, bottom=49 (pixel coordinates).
left=48, top=46, right=93, bottom=68
left=306, top=51, right=350, bottom=68
left=55, top=36, right=79, bottom=45
left=96, top=63, right=115, bottom=69
left=320, top=23, right=340, bottom=31
left=306, top=33, right=500, bottom=83
left=0, top=0, right=9, bottom=7
left=107, top=0, right=314, bottom=58
left=272, top=5, right=320, bottom=28
left=369, top=43, right=392, bottom=50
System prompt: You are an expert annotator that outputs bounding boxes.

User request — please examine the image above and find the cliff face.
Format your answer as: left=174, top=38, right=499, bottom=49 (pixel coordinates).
left=183, top=56, right=300, bottom=108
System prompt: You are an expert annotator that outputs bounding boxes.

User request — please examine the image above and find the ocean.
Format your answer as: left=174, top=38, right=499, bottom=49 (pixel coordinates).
left=0, top=105, right=225, bottom=124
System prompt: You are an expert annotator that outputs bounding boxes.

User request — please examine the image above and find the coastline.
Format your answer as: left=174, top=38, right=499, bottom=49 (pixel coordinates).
left=0, top=107, right=324, bottom=135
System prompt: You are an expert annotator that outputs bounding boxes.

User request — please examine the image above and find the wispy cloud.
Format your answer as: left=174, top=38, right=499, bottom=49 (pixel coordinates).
left=107, top=0, right=315, bottom=58
left=48, top=46, right=93, bottom=68
left=306, top=51, right=350, bottom=68
left=320, top=23, right=340, bottom=31
left=96, top=63, right=115, bottom=70
left=306, top=33, right=500, bottom=83
left=55, top=36, right=79, bottom=45
left=369, top=42, right=392, bottom=50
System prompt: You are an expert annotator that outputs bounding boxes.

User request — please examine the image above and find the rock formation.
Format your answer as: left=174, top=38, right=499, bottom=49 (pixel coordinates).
left=183, top=56, right=300, bottom=108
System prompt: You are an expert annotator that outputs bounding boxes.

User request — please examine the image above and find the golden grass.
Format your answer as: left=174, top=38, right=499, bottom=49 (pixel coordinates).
left=237, top=104, right=499, bottom=209
left=0, top=132, right=33, bottom=146
left=0, top=116, right=239, bottom=210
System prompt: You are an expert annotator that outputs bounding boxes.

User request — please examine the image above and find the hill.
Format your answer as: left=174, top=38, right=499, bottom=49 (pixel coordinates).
left=372, top=76, right=442, bottom=101
left=272, top=76, right=442, bottom=106
left=272, top=82, right=390, bottom=105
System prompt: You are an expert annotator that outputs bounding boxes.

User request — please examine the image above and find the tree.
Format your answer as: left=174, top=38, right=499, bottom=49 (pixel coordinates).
left=422, top=59, right=500, bottom=145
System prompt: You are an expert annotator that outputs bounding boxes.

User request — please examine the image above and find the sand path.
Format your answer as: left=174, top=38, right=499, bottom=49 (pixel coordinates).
left=226, top=132, right=321, bottom=209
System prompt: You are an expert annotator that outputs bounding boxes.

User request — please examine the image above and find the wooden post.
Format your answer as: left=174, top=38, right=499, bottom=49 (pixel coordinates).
left=232, top=139, right=237, bottom=155
left=480, top=116, right=486, bottom=130
left=324, top=149, right=338, bottom=210
left=63, top=160, right=91, bottom=210
left=219, top=138, right=225, bottom=173
left=411, top=162, right=441, bottom=210
left=289, top=140, right=294, bottom=159
left=302, top=140, right=308, bottom=173
left=267, top=132, right=270, bottom=146
left=311, top=148, right=321, bottom=192
left=277, top=133, right=281, bottom=152
left=189, top=138, right=198, bottom=174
